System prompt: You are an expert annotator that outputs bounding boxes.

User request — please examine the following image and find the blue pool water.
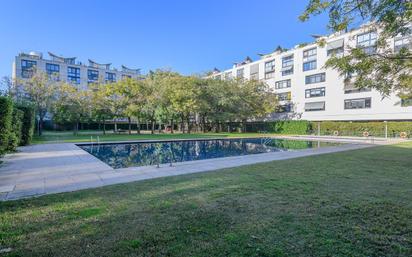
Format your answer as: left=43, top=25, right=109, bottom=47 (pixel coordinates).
left=79, top=138, right=340, bottom=169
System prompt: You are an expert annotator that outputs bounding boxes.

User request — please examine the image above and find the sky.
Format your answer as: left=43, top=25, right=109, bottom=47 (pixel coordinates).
left=0, top=0, right=331, bottom=83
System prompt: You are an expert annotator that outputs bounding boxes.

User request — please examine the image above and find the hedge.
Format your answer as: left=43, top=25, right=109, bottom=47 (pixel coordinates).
left=0, top=97, right=13, bottom=155
left=7, top=107, right=24, bottom=151
left=17, top=105, right=35, bottom=146
left=312, top=121, right=412, bottom=137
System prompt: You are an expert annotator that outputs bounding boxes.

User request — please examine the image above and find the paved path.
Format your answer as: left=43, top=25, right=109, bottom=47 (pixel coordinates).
left=0, top=137, right=384, bottom=201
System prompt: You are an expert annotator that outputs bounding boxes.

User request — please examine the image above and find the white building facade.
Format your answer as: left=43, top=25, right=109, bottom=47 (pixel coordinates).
left=12, top=51, right=142, bottom=89
left=211, top=24, right=412, bottom=121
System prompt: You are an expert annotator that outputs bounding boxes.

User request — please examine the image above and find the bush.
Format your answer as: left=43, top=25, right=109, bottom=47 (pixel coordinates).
left=7, top=107, right=24, bottom=151
left=0, top=97, right=13, bottom=155
left=270, top=120, right=312, bottom=134
left=17, top=105, right=35, bottom=146
left=312, top=121, right=412, bottom=138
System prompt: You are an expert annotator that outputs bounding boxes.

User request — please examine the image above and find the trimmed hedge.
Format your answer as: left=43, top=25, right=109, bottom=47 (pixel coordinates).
left=17, top=105, right=35, bottom=146
left=313, top=121, right=412, bottom=137
left=0, top=97, right=13, bottom=155
left=7, top=107, right=24, bottom=151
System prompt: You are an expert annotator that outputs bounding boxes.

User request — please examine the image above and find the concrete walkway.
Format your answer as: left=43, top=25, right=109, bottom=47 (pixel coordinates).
left=0, top=137, right=389, bottom=201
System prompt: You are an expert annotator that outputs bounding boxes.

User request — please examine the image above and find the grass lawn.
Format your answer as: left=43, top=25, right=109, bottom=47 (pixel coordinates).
left=1, top=142, right=411, bottom=256
left=32, top=130, right=277, bottom=144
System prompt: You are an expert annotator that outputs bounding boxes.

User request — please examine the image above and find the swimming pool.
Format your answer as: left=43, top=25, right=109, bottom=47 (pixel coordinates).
left=79, top=138, right=341, bottom=169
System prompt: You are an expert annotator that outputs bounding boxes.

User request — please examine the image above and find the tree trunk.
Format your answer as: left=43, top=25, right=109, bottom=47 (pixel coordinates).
left=128, top=117, right=132, bottom=135
left=170, top=119, right=174, bottom=134
left=151, top=120, right=155, bottom=134
left=136, top=117, right=141, bottom=134
left=38, top=116, right=44, bottom=136
left=181, top=115, right=185, bottom=133
left=158, top=121, right=162, bottom=133
left=187, top=117, right=191, bottom=134
left=103, top=119, right=106, bottom=135
left=114, top=122, right=117, bottom=134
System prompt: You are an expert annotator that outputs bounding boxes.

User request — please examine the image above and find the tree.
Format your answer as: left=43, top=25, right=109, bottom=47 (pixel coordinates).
left=53, top=83, right=91, bottom=135
left=0, top=76, right=12, bottom=96
left=15, top=71, right=57, bottom=136
left=300, top=0, right=411, bottom=98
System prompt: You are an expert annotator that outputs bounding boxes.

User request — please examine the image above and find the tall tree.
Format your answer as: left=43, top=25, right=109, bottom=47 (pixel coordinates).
left=53, top=83, right=91, bottom=135
left=15, top=72, right=57, bottom=136
left=300, top=0, right=411, bottom=98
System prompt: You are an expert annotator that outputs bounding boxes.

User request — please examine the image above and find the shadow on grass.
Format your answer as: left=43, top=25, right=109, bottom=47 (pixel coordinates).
left=1, top=143, right=412, bottom=257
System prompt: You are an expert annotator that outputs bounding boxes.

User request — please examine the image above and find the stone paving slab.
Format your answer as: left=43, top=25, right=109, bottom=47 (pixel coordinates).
left=0, top=136, right=400, bottom=201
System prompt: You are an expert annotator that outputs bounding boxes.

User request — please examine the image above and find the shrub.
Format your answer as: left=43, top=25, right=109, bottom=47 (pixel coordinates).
left=0, top=97, right=13, bottom=155
left=7, top=107, right=24, bottom=151
left=270, top=120, right=312, bottom=134
left=17, top=105, right=35, bottom=146
left=312, top=121, right=412, bottom=138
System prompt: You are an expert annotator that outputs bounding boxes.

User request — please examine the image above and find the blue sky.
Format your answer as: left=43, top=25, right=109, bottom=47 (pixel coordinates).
left=0, top=0, right=330, bottom=81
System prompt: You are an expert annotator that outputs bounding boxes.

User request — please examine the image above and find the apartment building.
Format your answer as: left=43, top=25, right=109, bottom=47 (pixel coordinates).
left=12, top=51, right=142, bottom=89
left=211, top=24, right=412, bottom=121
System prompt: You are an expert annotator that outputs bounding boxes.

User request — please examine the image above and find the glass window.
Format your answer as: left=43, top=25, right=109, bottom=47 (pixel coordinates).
left=122, top=74, right=132, bottom=80
left=264, top=60, right=275, bottom=73
left=305, top=73, right=326, bottom=84
left=250, top=64, right=259, bottom=80
left=276, top=92, right=291, bottom=101
left=275, top=103, right=293, bottom=113
left=21, top=60, right=37, bottom=78
left=357, top=31, right=377, bottom=54
left=225, top=72, right=232, bottom=80
left=264, top=71, right=275, bottom=79
left=394, top=37, right=411, bottom=52
left=305, top=101, right=325, bottom=111
left=46, top=63, right=60, bottom=80
left=275, top=79, right=291, bottom=89
left=236, top=68, right=244, bottom=79
left=303, top=60, right=317, bottom=71
left=305, top=87, right=325, bottom=98
left=88, top=70, right=99, bottom=83
left=105, top=72, right=116, bottom=82
left=282, top=55, right=293, bottom=68
left=67, top=67, right=81, bottom=84
left=344, top=98, right=372, bottom=109
left=327, top=47, right=344, bottom=56
left=401, top=98, right=412, bottom=107
left=302, top=48, right=317, bottom=71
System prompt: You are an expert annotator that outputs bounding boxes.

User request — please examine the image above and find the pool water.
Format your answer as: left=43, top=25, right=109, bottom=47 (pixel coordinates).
left=79, top=138, right=340, bottom=169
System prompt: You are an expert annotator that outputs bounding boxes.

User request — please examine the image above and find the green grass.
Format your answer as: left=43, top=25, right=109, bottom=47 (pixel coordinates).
left=32, top=130, right=277, bottom=144
left=1, top=142, right=412, bottom=256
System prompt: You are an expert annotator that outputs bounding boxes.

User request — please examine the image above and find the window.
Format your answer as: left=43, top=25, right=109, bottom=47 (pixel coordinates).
left=344, top=86, right=371, bottom=94
left=67, top=67, right=81, bottom=84
left=275, top=103, right=293, bottom=113
left=214, top=74, right=222, bottom=80
left=236, top=68, right=244, bottom=79
left=281, top=55, right=294, bottom=76
left=250, top=64, right=259, bottom=80
left=45, top=63, right=60, bottom=80
left=357, top=31, right=377, bottom=54
left=275, top=79, right=291, bottom=89
left=304, top=101, right=325, bottom=111
left=305, top=73, right=325, bottom=84
left=327, top=39, right=344, bottom=56
left=21, top=60, right=36, bottom=78
left=264, top=71, right=275, bottom=79
left=276, top=92, right=291, bottom=101
left=105, top=72, right=116, bottom=82
left=305, top=87, right=325, bottom=98
left=344, top=98, right=371, bottom=109
left=401, top=98, right=412, bottom=107
left=225, top=72, right=232, bottom=80
left=394, top=25, right=411, bottom=52
left=303, top=48, right=317, bottom=71
left=88, top=70, right=99, bottom=83
left=264, top=60, right=275, bottom=72
left=394, top=37, right=411, bottom=52
left=122, top=74, right=132, bottom=80
left=303, top=60, right=317, bottom=71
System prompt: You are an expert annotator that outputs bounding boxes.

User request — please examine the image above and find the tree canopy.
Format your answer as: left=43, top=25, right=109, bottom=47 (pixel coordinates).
left=300, top=0, right=411, bottom=98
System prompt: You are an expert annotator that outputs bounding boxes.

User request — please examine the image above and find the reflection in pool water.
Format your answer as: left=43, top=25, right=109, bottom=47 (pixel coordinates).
left=79, top=138, right=340, bottom=169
